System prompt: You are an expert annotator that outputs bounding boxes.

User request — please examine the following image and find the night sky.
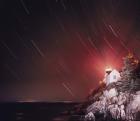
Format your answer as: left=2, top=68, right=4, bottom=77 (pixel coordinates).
left=1, top=0, right=140, bottom=102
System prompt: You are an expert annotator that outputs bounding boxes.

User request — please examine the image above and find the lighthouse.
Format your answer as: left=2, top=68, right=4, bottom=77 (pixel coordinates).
left=103, top=67, right=121, bottom=86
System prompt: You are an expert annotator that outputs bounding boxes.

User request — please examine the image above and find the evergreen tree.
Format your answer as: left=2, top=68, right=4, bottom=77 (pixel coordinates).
left=116, top=53, right=140, bottom=92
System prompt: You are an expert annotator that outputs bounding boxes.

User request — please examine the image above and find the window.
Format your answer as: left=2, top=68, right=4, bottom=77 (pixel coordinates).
left=113, top=75, right=116, bottom=79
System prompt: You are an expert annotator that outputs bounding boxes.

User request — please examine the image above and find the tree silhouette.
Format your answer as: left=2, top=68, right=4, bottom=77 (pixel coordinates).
left=116, top=53, right=140, bottom=92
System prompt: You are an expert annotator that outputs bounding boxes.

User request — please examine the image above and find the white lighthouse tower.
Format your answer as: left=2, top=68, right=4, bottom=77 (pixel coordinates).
left=103, top=67, right=120, bottom=86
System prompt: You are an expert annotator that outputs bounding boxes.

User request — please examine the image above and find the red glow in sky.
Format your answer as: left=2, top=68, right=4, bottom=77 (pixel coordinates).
left=1, top=0, right=140, bottom=101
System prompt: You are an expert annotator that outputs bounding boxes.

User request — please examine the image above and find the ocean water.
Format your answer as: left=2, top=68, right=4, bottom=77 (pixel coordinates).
left=0, top=102, right=81, bottom=121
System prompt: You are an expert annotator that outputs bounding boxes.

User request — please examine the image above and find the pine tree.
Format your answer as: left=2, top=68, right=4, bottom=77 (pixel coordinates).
left=116, top=53, right=140, bottom=93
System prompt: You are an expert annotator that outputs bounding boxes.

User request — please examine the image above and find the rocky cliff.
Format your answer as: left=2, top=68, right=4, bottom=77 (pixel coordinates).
left=85, top=54, right=140, bottom=121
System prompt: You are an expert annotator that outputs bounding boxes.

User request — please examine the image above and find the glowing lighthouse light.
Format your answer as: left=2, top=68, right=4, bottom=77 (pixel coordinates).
left=105, top=67, right=112, bottom=74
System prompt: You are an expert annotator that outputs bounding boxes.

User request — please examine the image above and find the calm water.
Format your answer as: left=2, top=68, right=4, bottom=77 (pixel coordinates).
left=0, top=102, right=82, bottom=121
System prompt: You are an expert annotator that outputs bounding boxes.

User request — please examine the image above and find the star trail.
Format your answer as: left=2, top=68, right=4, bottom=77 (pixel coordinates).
left=1, top=0, right=140, bottom=102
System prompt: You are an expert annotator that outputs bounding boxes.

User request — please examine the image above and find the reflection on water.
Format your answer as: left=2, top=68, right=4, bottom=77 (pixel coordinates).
left=0, top=102, right=80, bottom=121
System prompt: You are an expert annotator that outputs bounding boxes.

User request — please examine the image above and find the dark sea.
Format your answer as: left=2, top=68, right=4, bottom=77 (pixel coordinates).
left=0, top=102, right=84, bottom=121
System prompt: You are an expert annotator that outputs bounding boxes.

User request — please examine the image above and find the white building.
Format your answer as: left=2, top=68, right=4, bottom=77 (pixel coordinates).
left=103, top=68, right=121, bottom=86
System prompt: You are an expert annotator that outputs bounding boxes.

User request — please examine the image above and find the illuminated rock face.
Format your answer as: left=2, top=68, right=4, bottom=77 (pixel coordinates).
left=103, top=88, right=118, bottom=99
left=85, top=89, right=140, bottom=121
